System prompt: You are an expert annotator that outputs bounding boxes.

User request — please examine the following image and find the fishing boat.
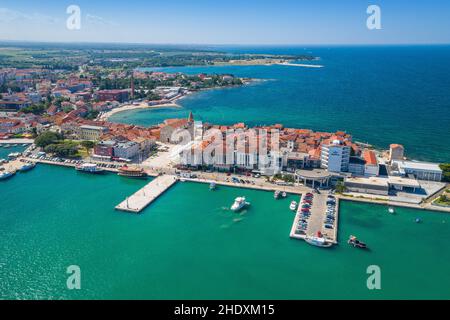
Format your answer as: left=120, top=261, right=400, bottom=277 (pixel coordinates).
left=118, top=165, right=147, bottom=178
left=75, top=163, right=104, bottom=174
left=289, top=201, right=298, bottom=211
left=18, top=162, right=36, bottom=172
left=388, top=207, right=395, bottom=214
left=348, top=235, right=367, bottom=249
left=209, top=182, right=216, bottom=190
left=231, top=197, right=250, bottom=212
left=274, top=190, right=281, bottom=199
left=0, top=171, right=15, bottom=180
left=305, top=232, right=333, bottom=248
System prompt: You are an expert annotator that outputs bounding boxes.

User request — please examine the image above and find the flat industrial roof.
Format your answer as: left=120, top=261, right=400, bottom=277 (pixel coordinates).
left=393, top=160, right=442, bottom=172
left=345, top=176, right=389, bottom=187
left=388, top=176, right=421, bottom=188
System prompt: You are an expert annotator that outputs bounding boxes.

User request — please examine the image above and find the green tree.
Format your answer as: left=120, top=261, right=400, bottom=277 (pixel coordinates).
left=35, top=131, right=61, bottom=148
left=335, top=181, right=346, bottom=193
left=81, top=140, right=95, bottom=153
left=439, top=164, right=450, bottom=182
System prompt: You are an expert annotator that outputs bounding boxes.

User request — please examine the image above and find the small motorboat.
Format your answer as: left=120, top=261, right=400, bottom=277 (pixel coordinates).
left=281, top=192, right=287, bottom=198
left=274, top=190, right=281, bottom=199
left=231, top=197, right=250, bottom=212
left=209, top=182, right=216, bottom=190
left=415, top=217, right=422, bottom=223
left=388, top=207, right=395, bottom=214
left=289, top=201, right=297, bottom=211
left=348, top=235, right=367, bottom=249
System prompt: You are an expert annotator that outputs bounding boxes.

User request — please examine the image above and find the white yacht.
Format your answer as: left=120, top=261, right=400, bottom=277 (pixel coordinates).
left=75, top=163, right=104, bottom=174
left=231, top=197, right=249, bottom=212
left=289, top=201, right=298, bottom=211
left=305, top=232, right=333, bottom=248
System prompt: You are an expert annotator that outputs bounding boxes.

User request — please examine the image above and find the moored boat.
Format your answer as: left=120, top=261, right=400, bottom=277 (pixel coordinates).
left=118, top=165, right=147, bottom=178
left=75, top=163, right=104, bottom=174
left=274, top=190, right=281, bottom=199
left=0, top=171, right=15, bottom=180
left=231, top=196, right=249, bottom=212
left=289, top=200, right=297, bottom=211
left=8, top=152, right=21, bottom=159
left=305, top=231, right=333, bottom=248
left=18, top=162, right=36, bottom=172
left=209, top=182, right=216, bottom=190
left=388, top=207, right=395, bottom=214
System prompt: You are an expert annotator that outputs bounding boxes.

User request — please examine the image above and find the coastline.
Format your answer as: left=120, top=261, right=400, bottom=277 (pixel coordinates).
left=99, top=99, right=182, bottom=121
left=100, top=79, right=257, bottom=121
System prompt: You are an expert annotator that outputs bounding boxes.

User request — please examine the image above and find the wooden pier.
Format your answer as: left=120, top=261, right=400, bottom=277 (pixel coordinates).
left=115, top=174, right=178, bottom=213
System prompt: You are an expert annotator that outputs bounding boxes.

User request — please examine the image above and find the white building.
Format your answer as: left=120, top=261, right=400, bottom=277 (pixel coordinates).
left=113, top=141, right=140, bottom=160
left=391, top=160, right=443, bottom=181
left=321, top=140, right=350, bottom=173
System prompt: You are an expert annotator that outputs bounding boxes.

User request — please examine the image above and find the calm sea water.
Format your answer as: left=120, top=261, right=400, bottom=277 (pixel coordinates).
left=111, top=45, right=450, bottom=163
left=1, top=164, right=450, bottom=299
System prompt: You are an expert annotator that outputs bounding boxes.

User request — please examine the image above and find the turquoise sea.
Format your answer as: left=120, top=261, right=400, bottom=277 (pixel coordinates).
left=111, top=45, right=450, bottom=163
left=2, top=46, right=450, bottom=300
left=1, top=164, right=450, bottom=299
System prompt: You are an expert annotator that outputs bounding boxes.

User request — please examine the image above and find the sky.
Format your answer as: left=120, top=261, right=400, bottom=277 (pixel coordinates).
left=0, top=0, right=450, bottom=45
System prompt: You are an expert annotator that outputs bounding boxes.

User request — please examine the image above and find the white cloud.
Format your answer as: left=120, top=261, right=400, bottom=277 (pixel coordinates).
left=0, top=7, right=58, bottom=24
left=85, top=14, right=117, bottom=27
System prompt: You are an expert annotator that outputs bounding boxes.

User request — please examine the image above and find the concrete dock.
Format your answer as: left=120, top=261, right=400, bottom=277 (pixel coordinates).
left=115, top=174, right=178, bottom=213
left=290, top=193, right=338, bottom=244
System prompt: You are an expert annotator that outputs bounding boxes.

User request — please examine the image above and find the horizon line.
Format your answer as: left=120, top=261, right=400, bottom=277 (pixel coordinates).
left=1, top=39, right=450, bottom=47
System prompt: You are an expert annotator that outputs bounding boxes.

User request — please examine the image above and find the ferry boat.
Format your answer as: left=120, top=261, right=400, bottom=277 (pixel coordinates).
left=231, top=197, right=249, bottom=212
left=305, top=232, right=333, bottom=248
left=274, top=190, right=281, bottom=199
left=75, top=163, right=104, bottom=174
left=388, top=207, right=395, bottom=214
left=118, top=165, right=147, bottom=178
left=209, top=182, right=216, bottom=190
left=289, top=201, right=298, bottom=211
left=18, top=162, right=36, bottom=172
left=348, top=235, right=367, bottom=249
left=0, top=171, right=15, bottom=180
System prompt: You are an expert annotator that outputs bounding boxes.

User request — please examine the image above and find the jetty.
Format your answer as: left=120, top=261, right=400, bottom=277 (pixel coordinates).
left=115, top=174, right=178, bottom=213
left=290, top=193, right=338, bottom=244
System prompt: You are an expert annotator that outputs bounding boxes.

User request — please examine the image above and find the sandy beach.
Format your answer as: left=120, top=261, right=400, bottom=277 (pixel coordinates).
left=100, top=100, right=182, bottom=121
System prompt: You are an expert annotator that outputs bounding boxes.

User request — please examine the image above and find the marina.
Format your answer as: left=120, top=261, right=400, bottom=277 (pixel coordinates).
left=115, top=174, right=178, bottom=213
left=290, top=193, right=338, bottom=245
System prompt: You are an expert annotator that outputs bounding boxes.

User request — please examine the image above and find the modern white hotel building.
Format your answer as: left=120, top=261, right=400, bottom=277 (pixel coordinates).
left=320, top=140, right=351, bottom=173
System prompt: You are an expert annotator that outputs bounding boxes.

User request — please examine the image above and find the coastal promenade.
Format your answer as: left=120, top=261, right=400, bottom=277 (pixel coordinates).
left=115, top=174, right=178, bottom=213
left=0, top=139, right=34, bottom=144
